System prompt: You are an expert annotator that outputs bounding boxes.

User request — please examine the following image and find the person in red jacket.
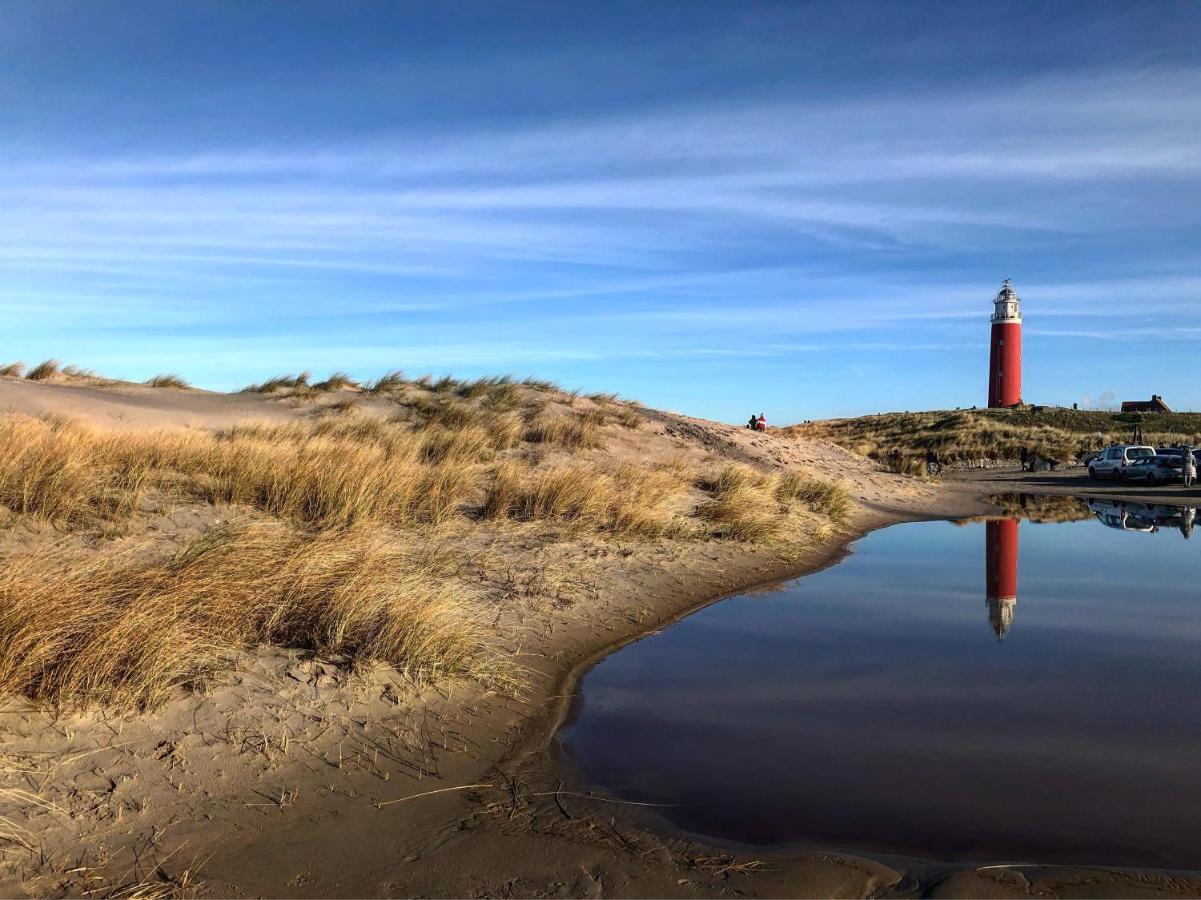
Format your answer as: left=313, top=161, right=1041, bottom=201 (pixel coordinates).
left=755, top=414, right=766, bottom=431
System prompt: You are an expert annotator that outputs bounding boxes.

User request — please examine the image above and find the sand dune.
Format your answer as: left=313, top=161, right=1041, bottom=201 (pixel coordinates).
left=2, top=375, right=1184, bottom=898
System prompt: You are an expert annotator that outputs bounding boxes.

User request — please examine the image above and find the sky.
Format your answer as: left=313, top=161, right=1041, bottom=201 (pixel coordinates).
left=3, top=1, right=1200, bottom=422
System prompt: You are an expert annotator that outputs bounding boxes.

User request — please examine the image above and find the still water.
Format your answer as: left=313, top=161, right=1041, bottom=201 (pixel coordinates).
left=562, top=498, right=1201, bottom=867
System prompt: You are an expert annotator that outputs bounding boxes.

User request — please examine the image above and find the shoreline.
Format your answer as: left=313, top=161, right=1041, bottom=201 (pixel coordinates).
left=465, top=481, right=1201, bottom=900
left=501, top=506, right=906, bottom=774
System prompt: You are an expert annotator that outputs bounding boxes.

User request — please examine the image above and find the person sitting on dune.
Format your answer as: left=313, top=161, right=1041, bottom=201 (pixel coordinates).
left=755, top=414, right=766, bottom=431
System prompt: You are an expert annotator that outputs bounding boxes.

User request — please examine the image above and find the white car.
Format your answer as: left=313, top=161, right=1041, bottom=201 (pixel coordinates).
left=1088, top=444, right=1155, bottom=480
left=1087, top=499, right=1158, bottom=532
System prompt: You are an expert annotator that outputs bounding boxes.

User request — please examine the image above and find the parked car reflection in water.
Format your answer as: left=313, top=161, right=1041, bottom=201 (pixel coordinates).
left=1088, top=499, right=1196, bottom=538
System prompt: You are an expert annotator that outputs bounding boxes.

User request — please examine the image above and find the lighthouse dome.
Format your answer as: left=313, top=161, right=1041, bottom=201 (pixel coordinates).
left=992, top=279, right=1022, bottom=323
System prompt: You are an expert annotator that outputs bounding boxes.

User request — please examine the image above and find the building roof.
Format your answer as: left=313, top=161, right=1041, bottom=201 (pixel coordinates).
left=1121, top=395, right=1172, bottom=413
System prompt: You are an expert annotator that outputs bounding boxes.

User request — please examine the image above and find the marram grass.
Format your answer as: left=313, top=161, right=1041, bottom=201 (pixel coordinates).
left=0, top=395, right=853, bottom=709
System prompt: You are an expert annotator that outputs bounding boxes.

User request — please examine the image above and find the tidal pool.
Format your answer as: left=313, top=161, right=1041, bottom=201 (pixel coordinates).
left=561, top=498, right=1201, bottom=868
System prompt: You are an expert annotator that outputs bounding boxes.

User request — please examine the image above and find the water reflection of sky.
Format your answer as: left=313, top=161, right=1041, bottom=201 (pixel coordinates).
left=563, top=509, right=1201, bottom=867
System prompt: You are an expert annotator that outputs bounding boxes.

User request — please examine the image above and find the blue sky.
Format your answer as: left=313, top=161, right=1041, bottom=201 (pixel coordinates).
left=3, top=1, right=1199, bottom=422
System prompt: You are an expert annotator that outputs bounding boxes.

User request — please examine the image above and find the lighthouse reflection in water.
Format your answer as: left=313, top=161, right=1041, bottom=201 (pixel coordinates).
left=984, top=497, right=1196, bottom=641
left=985, top=518, right=1019, bottom=640
left=563, top=497, right=1201, bottom=868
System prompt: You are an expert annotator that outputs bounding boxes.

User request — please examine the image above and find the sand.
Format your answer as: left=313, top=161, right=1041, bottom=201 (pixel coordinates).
left=1, top=377, right=1197, bottom=899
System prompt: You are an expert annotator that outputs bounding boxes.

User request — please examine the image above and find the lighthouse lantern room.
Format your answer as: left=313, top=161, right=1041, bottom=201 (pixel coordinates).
left=987, top=279, right=1023, bottom=408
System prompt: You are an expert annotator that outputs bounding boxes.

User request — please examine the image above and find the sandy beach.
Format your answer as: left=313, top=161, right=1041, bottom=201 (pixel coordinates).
left=1, top=377, right=1199, bottom=898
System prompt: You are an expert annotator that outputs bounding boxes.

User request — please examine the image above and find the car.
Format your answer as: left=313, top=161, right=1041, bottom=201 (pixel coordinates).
left=1122, top=452, right=1184, bottom=486
left=1088, top=444, right=1156, bottom=480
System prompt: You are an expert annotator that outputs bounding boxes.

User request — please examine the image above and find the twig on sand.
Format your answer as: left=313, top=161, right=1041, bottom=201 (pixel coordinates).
left=527, top=790, right=678, bottom=808
left=374, top=783, right=492, bottom=809
left=552, top=780, right=572, bottom=820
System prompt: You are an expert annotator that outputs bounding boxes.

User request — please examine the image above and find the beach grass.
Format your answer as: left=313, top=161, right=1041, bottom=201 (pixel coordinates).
left=0, top=520, right=498, bottom=709
left=144, top=373, right=191, bottom=389
left=26, top=360, right=61, bottom=381
left=0, top=369, right=853, bottom=708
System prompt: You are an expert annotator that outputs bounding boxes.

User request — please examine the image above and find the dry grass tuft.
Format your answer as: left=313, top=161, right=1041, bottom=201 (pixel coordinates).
left=612, top=406, right=643, bottom=429
left=320, top=397, right=361, bottom=416
left=696, top=464, right=784, bottom=542
left=417, top=398, right=488, bottom=430
left=197, top=424, right=481, bottom=528
left=578, top=407, right=608, bottom=428
left=102, top=866, right=205, bottom=899
left=776, top=471, right=852, bottom=522
left=0, top=414, right=493, bottom=530
left=693, top=465, right=851, bottom=540
left=481, top=461, right=524, bottom=521
left=0, top=362, right=25, bottom=378
left=520, top=376, right=559, bottom=392
left=145, top=373, right=191, bottom=389
left=62, top=365, right=104, bottom=380
left=497, top=464, right=689, bottom=538
left=314, top=371, right=361, bottom=392
left=243, top=372, right=310, bottom=393
left=482, top=383, right=522, bottom=412
left=367, top=370, right=406, bottom=393
left=524, top=412, right=604, bottom=450
left=418, top=425, right=492, bottom=464
left=26, top=359, right=61, bottom=381
left=456, top=374, right=514, bottom=400
left=0, top=416, right=151, bottom=525
left=0, top=520, right=498, bottom=709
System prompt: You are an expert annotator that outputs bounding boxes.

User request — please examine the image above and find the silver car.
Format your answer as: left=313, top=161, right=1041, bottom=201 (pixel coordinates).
left=1122, top=452, right=1184, bottom=485
left=1088, top=444, right=1155, bottom=480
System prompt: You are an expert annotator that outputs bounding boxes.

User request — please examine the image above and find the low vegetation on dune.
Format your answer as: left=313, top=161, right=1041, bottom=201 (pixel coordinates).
left=524, top=410, right=605, bottom=449
left=144, top=373, right=191, bottom=389
left=25, top=359, right=61, bottom=381
left=242, top=371, right=312, bottom=393
left=484, top=462, right=692, bottom=538
left=0, top=521, right=495, bottom=708
left=0, top=370, right=852, bottom=710
left=313, top=371, right=360, bottom=392
left=0, top=359, right=120, bottom=386
left=697, top=464, right=852, bottom=542
left=789, top=406, right=1201, bottom=468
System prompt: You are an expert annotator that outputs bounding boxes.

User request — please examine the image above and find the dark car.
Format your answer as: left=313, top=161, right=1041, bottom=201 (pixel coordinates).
left=1122, top=450, right=1185, bottom=486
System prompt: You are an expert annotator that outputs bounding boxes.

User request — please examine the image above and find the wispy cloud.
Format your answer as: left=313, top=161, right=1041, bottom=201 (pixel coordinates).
left=1, top=10, right=1199, bottom=417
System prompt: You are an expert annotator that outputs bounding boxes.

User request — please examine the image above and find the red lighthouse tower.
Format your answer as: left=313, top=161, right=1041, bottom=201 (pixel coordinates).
left=987, top=279, right=1023, bottom=408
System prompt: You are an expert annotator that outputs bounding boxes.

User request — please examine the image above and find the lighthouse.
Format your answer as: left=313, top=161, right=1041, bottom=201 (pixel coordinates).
left=987, top=279, right=1023, bottom=408
left=985, top=518, right=1020, bottom=641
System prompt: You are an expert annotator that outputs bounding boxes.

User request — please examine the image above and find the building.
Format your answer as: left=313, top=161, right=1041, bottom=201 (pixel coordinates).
left=987, top=279, right=1023, bottom=408
left=985, top=518, right=1019, bottom=641
left=1120, top=395, right=1172, bottom=413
